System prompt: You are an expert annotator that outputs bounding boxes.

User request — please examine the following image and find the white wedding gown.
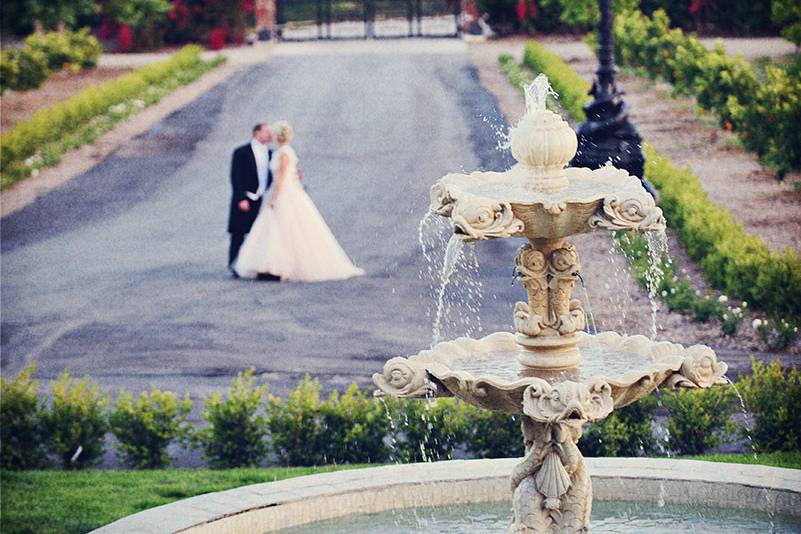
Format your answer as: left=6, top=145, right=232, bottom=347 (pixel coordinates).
left=234, top=145, right=365, bottom=282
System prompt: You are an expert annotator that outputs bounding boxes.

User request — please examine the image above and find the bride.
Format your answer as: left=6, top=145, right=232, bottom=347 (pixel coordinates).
left=234, top=121, right=365, bottom=282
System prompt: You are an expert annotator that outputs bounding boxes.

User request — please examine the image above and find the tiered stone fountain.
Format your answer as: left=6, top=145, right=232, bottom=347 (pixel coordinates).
left=373, top=75, right=728, bottom=533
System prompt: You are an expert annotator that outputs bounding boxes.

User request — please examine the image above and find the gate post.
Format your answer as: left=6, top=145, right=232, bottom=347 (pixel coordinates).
left=454, top=0, right=462, bottom=37
left=317, top=0, right=323, bottom=39
left=256, top=0, right=277, bottom=40
left=365, top=0, right=375, bottom=39
left=407, top=0, right=413, bottom=37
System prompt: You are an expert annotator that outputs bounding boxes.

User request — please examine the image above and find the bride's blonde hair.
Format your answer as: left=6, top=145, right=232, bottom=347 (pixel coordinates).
left=274, top=121, right=294, bottom=144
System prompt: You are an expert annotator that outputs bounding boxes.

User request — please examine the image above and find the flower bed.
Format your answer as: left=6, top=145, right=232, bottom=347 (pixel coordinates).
left=520, top=40, right=801, bottom=324
left=0, top=45, right=224, bottom=189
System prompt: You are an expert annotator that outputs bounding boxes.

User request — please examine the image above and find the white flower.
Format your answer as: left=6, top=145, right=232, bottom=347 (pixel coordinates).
left=695, top=290, right=701, bottom=296
left=661, top=290, right=668, bottom=297
left=718, top=295, right=728, bottom=303
left=24, top=157, right=34, bottom=167
left=752, top=319, right=763, bottom=329
left=733, top=307, right=741, bottom=315
left=722, top=314, right=728, bottom=320
left=670, top=288, right=676, bottom=295
left=742, top=301, right=748, bottom=308
left=132, top=99, right=145, bottom=108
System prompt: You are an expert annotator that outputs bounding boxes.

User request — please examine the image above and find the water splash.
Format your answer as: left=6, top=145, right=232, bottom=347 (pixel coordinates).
left=432, top=235, right=465, bottom=346
left=524, top=73, right=559, bottom=115
left=644, top=230, right=669, bottom=340
left=577, top=278, right=598, bottom=335
left=480, top=114, right=511, bottom=152
left=418, top=213, right=485, bottom=346
left=723, top=376, right=759, bottom=462
left=608, top=234, right=633, bottom=335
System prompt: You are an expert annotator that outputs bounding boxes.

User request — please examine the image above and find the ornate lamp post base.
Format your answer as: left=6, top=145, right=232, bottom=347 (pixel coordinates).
left=571, top=0, right=658, bottom=200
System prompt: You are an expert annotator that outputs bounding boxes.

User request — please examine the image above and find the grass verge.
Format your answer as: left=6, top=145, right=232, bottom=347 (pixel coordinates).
left=0, top=465, right=363, bottom=534
left=689, top=451, right=801, bottom=469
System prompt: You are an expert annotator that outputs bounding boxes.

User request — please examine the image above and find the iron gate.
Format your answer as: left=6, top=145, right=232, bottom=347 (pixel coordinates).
left=276, top=0, right=461, bottom=40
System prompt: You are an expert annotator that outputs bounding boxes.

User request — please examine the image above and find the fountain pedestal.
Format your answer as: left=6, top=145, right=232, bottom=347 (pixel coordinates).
left=374, top=75, right=728, bottom=534
left=514, top=239, right=584, bottom=369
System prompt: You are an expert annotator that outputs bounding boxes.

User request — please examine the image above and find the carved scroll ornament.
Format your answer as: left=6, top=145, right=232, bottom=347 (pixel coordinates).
left=372, top=357, right=435, bottom=398
left=588, top=194, right=666, bottom=232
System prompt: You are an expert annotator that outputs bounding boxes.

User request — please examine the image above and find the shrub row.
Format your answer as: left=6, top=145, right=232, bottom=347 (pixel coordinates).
left=0, top=29, right=101, bottom=93
left=519, top=40, right=801, bottom=323
left=2, top=361, right=799, bottom=470
left=1, top=45, right=220, bottom=189
left=614, top=9, right=801, bottom=179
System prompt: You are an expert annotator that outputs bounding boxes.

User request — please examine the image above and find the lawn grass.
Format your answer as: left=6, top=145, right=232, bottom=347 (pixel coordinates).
left=0, top=465, right=362, bottom=534
left=690, top=451, right=801, bottom=469
left=3, top=454, right=798, bottom=534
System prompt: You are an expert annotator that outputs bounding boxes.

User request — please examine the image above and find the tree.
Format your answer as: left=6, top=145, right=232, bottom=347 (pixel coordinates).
left=31, top=0, right=96, bottom=31
left=773, top=0, right=801, bottom=47
left=103, top=0, right=172, bottom=50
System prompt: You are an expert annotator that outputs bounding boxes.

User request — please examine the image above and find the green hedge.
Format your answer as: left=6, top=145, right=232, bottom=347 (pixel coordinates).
left=0, top=29, right=101, bottom=93
left=0, top=45, right=215, bottom=188
left=520, top=40, right=801, bottom=321
left=614, top=9, right=801, bottom=178
left=3, top=363, right=798, bottom=470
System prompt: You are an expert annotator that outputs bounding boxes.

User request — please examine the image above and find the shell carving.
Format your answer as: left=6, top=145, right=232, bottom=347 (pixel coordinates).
left=534, top=451, right=572, bottom=510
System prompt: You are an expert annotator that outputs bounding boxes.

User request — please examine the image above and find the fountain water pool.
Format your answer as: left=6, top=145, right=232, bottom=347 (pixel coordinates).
left=277, top=500, right=801, bottom=534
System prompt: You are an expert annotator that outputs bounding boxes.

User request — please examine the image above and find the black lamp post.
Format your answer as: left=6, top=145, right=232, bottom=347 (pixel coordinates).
left=571, top=0, right=657, bottom=198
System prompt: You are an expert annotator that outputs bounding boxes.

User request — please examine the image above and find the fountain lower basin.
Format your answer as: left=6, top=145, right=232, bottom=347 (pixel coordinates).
left=374, top=331, right=727, bottom=415
left=90, top=459, right=801, bottom=533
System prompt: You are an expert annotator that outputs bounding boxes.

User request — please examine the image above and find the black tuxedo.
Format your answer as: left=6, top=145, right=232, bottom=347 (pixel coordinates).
left=228, top=142, right=272, bottom=266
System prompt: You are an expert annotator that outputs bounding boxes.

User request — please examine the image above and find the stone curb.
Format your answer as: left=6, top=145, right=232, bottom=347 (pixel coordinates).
left=90, top=458, right=801, bottom=533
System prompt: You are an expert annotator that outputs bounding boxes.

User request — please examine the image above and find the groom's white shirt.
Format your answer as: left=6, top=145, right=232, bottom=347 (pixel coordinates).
left=246, top=138, right=269, bottom=201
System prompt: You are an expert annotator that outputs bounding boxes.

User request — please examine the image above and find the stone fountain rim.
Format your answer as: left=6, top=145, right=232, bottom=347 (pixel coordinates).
left=89, top=458, right=801, bottom=534
left=434, top=164, right=650, bottom=205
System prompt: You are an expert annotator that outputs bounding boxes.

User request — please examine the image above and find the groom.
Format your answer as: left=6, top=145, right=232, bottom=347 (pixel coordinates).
left=228, top=122, right=273, bottom=273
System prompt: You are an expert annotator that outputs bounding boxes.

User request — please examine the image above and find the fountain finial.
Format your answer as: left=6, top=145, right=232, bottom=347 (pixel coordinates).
left=510, top=74, right=578, bottom=192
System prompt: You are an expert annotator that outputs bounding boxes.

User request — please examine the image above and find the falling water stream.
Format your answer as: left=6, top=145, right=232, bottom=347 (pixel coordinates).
left=431, top=235, right=465, bottom=346
left=644, top=230, right=670, bottom=340
left=577, top=277, right=598, bottom=335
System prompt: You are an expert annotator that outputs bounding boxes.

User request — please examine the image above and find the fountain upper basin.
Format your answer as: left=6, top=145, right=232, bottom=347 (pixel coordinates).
left=430, top=164, right=665, bottom=242
left=374, top=331, right=727, bottom=417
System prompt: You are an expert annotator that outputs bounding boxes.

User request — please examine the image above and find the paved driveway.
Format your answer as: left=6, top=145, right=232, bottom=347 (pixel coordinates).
left=1, top=40, right=521, bottom=402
